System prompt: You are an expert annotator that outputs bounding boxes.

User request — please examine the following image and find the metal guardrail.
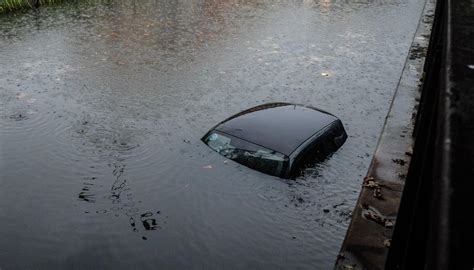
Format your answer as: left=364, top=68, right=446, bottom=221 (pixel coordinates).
left=385, top=0, right=474, bottom=268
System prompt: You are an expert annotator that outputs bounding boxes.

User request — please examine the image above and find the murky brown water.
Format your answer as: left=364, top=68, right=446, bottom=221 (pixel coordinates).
left=0, top=0, right=424, bottom=268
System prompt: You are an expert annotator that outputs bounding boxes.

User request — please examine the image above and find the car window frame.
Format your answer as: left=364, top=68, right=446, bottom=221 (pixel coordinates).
left=203, top=130, right=290, bottom=177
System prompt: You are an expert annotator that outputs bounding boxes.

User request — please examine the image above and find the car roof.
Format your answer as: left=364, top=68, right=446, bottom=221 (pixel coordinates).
left=214, top=103, right=338, bottom=156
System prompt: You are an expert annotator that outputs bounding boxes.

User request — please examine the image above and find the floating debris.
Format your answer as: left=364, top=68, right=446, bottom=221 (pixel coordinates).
left=202, top=165, right=213, bottom=169
left=16, top=92, right=27, bottom=99
left=333, top=202, right=345, bottom=208
left=10, top=112, right=28, bottom=121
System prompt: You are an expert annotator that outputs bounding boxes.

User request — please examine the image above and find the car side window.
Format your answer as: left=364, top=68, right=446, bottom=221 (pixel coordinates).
left=291, top=123, right=342, bottom=177
left=290, top=141, right=322, bottom=177
left=203, top=131, right=289, bottom=177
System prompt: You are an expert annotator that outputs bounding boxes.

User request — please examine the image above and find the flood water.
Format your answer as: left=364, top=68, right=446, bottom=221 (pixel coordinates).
left=0, top=0, right=425, bottom=268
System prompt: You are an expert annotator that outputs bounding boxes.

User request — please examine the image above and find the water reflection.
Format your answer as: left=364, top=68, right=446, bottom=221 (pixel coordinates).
left=78, top=177, right=97, bottom=203
left=129, top=211, right=168, bottom=240
left=110, top=162, right=127, bottom=200
left=77, top=160, right=164, bottom=240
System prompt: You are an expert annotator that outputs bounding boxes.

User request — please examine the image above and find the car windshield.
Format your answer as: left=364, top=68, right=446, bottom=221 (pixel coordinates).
left=203, top=131, right=288, bottom=177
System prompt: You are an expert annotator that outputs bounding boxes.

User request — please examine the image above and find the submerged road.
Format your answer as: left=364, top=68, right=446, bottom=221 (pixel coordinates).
left=0, top=0, right=425, bottom=269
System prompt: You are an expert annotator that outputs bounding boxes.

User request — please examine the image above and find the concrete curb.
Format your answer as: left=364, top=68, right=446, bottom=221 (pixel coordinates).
left=334, top=0, right=436, bottom=268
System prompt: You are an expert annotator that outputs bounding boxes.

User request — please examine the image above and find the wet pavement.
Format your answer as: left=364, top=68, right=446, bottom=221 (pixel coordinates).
left=0, top=0, right=425, bottom=269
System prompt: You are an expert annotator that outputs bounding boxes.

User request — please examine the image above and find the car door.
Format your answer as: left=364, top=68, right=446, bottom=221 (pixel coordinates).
left=289, top=122, right=342, bottom=177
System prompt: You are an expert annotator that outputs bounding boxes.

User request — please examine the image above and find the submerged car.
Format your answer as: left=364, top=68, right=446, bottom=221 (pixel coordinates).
left=202, top=103, right=347, bottom=178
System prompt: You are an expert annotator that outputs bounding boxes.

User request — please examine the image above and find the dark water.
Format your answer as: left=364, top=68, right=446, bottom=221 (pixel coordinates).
left=0, top=0, right=424, bottom=269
